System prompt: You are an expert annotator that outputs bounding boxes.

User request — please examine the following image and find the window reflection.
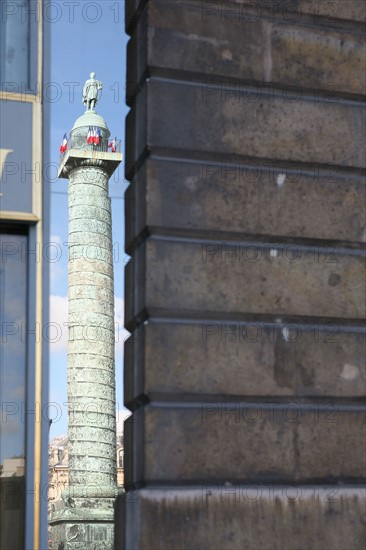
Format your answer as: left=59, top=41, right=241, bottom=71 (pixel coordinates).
left=0, top=232, right=27, bottom=550
left=0, top=1, right=30, bottom=89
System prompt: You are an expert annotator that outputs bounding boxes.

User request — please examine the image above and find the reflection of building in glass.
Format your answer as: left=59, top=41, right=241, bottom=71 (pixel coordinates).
left=1, top=458, right=26, bottom=478
left=0, top=0, right=33, bottom=89
left=0, top=2, right=50, bottom=549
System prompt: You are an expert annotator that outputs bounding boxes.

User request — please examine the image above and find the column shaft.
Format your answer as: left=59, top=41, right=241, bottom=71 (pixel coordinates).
left=67, top=165, right=116, bottom=492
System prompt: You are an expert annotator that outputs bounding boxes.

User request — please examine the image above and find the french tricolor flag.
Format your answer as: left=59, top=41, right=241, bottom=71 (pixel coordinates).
left=94, top=127, right=101, bottom=145
left=87, top=126, right=93, bottom=145
left=108, top=138, right=116, bottom=152
left=59, top=133, right=68, bottom=153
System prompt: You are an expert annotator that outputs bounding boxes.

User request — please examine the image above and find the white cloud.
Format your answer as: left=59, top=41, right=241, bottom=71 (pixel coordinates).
left=49, top=235, right=67, bottom=288
left=49, top=294, right=68, bottom=353
left=50, top=261, right=65, bottom=286
left=1, top=414, right=22, bottom=436
left=115, top=296, right=124, bottom=325
left=50, top=235, right=64, bottom=246
left=115, top=296, right=130, bottom=355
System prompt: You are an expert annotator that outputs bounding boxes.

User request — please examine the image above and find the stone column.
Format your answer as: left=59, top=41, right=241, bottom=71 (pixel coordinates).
left=67, top=164, right=116, bottom=495
left=50, top=108, right=122, bottom=549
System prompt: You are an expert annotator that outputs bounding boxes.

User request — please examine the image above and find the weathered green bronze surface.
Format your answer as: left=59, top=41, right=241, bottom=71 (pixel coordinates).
left=50, top=74, right=122, bottom=549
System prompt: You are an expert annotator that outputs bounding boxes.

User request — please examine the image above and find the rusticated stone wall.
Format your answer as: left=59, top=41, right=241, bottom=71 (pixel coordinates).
left=116, top=1, right=366, bottom=548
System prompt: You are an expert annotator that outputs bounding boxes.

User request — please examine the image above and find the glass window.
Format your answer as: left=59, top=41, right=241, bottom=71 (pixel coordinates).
left=0, top=231, right=27, bottom=550
left=118, top=450, right=124, bottom=469
left=0, top=1, right=30, bottom=90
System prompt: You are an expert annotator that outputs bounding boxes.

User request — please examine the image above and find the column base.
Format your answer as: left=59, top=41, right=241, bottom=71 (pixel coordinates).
left=49, top=494, right=119, bottom=550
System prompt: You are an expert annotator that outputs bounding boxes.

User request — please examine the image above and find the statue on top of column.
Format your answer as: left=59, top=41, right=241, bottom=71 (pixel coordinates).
left=82, top=72, right=103, bottom=111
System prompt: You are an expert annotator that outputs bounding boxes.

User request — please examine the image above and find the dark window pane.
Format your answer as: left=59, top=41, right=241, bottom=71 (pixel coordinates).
left=0, top=233, right=27, bottom=550
left=0, top=1, right=30, bottom=89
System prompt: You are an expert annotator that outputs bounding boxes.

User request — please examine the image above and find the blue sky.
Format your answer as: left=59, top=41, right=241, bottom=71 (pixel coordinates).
left=49, top=1, right=130, bottom=438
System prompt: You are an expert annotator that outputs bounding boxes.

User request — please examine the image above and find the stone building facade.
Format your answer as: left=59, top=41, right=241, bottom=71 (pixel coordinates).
left=0, top=2, right=50, bottom=547
left=116, top=1, right=366, bottom=548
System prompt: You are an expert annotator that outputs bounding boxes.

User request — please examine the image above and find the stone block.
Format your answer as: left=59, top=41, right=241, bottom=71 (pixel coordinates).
left=125, top=239, right=366, bottom=324
left=126, top=12, right=148, bottom=101
left=199, top=0, right=366, bottom=25
left=126, top=79, right=366, bottom=170
left=117, top=486, right=366, bottom=550
left=125, top=159, right=366, bottom=245
left=126, top=0, right=366, bottom=36
left=125, top=0, right=146, bottom=33
left=270, top=25, right=366, bottom=96
left=280, top=0, right=366, bottom=22
left=124, top=404, right=365, bottom=484
left=127, top=1, right=366, bottom=101
left=297, top=411, right=366, bottom=479
left=124, top=322, right=366, bottom=405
